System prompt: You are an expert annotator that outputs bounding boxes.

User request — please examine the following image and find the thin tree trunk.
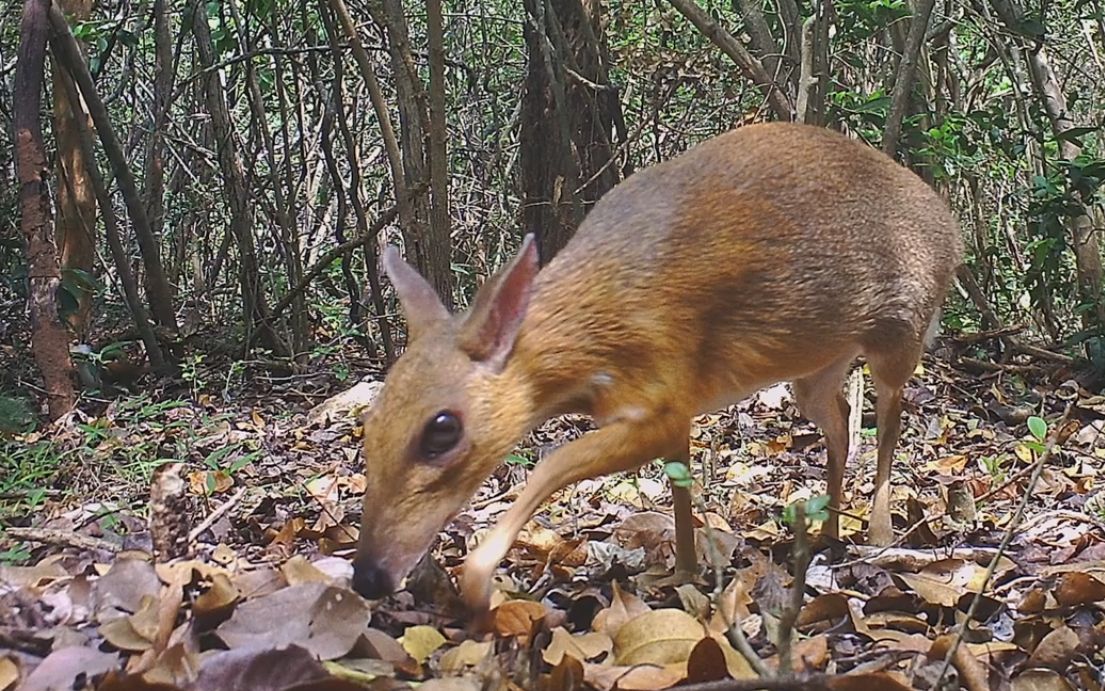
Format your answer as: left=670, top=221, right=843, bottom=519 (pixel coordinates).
left=51, top=0, right=95, bottom=338
left=53, top=64, right=169, bottom=375
left=15, top=0, right=76, bottom=419
left=48, top=7, right=179, bottom=333
left=882, top=0, right=937, bottom=156
left=426, top=0, right=451, bottom=289
left=374, top=0, right=452, bottom=308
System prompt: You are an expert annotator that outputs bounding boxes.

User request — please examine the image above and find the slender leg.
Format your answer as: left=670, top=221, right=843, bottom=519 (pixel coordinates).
left=460, top=412, right=689, bottom=615
left=671, top=436, right=698, bottom=579
left=866, top=344, right=921, bottom=546
left=792, top=356, right=854, bottom=540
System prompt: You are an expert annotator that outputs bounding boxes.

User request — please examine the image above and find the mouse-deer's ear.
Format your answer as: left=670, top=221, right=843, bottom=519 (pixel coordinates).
left=458, top=235, right=539, bottom=371
left=383, top=246, right=450, bottom=341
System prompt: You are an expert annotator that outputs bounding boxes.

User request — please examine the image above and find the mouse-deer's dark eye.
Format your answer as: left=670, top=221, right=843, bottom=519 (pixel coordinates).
left=420, top=411, right=462, bottom=458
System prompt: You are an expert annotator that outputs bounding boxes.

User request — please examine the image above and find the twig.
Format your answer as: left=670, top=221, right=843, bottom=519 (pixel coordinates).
left=933, top=403, right=1074, bottom=688
left=189, top=486, right=247, bottom=541
left=4, top=527, right=120, bottom=553
left=775, top=503, right=810, bottom=676
left=671, top=676, right=832, bottom=691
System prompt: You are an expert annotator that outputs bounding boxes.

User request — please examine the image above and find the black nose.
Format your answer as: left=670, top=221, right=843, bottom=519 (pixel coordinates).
left=351, top=557, right=394, bottom=599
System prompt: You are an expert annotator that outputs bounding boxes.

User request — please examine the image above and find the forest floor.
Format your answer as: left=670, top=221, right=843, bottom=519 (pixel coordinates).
left=2, top=335, right=1105, bottom=691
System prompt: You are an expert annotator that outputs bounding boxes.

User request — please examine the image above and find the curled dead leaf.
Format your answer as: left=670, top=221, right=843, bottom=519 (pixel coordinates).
left=542, top=627, right=613, bottom=666
left=1053, top=572, right=1105, bottom=607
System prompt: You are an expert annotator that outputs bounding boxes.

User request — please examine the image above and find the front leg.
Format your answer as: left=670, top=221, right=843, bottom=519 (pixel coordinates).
left=460, top=413, right=690, bottom=614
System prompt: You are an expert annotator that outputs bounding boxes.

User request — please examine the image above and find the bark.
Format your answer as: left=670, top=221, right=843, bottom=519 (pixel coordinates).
left=48, top=7, right=179, bottom=333
left=189, top=0, right=289, bottom=356
left=731, top=0, right=788, bottom=93
left=882, top=0, right=937, bottom=156
left=15, top=0, right=77, bottom=419
left=666, top=0, right=793, bottom=120
left=519, top=0, right=622, bottom=262
left=426, top=0, right=451, bottom=290
left=51, top=0, right=95, bottom=337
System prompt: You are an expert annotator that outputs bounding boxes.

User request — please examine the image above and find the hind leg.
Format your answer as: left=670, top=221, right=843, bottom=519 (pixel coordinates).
left=865, top=340, right=924, bottom=546
left=792, top=355, right=855, bottom=540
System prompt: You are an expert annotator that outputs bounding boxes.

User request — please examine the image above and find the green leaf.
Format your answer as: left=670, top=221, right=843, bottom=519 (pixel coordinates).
left=663, top=461, right=693, bottom=489
left=1027, top=416, right=1048, bottom=441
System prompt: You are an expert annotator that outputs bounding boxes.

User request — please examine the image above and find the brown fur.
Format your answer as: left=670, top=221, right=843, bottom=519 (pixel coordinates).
left=355, top=122, right=963, bottom=612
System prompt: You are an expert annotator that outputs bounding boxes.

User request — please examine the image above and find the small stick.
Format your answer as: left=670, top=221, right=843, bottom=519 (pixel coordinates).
left=189, top=486, right=247, bottom=541
left=775, top=503, right=811, bottom=676
left=5, top=527, right=120, bottom=553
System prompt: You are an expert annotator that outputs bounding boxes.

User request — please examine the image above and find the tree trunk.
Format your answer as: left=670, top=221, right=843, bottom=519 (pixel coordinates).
left=52, top=61, right=169, bottom=375
left=15, top=0, right=76, bottom=419
left=882, top=0, right=937, bottom=157
left=519, top=0, right=623, bottom=262
left=48, top=7, right=179, bottom=334
left=373, top=0, right=453, bottom=309
left=426, top=0, right=451, bottom=291
left=51, top=0, right=95, bottom=338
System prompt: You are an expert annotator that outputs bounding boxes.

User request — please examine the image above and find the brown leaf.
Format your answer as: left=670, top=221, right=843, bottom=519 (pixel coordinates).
left=193, top=572, right=240, bottom=622
left=1028, top=625, right=1080, bottom=669
left=19, top=646, right=119, bottom=691
left=1012, top=669, right=1077, bottom=691
left=542, top=627, right=613, bottom=666
left=0, top=657, right=19, bottom=691
left=581, top=662, right=683, bottom=691
left=897, top=558, right=990, bottom=607
left=796, top=593, right=850, bottom=629
left=95, top=557, right=162, bottom=623
left=191, top=644, right=357, bottom=691
left=612, top=608, right=706, bottom=666
left=1053, top=572, right=1105, bottom=607
left=216, top=583, right=371, bottom=660
left=492, top=599, right=547, bottom=640
left=281, top=555, right=332, bottom=585
left=683, top=636, right=729, bottom=683
left=546, top=654, right=585, bottom=691
left=99, top=594, right=160, bottom=652
left=592, top=581, right=650, bottom=638
left=355, top=629, right=412, bottom=664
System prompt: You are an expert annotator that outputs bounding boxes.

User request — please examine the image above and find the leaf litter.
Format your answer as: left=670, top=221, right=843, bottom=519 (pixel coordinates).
left=2, top=350, right=1105, bottom=690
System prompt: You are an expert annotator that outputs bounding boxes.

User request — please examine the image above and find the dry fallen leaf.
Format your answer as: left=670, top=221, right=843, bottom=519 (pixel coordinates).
left=1028, top=624, right=1079, bottom=669
left=216, top=582, right=370, bottom=660
left=19, top=646, right=119, bottom=691
left=0, top=657, right=19, bottom=691
left=400, top=625, right=447, bottom=664
left=582, top=661, right=684, bottom=691
left=1053, top=572, right=1105, bottom=607
left=542, top=627, right=614, bottom=666
left=1012, top=668, right=1076, bottom=691
left=438, top=639, right=494, bottom=674
left=491, top=599, right=547, bottom=640
left=592, top=581, right=650, bottom=637
left=613, top=608, right=707, bottom=666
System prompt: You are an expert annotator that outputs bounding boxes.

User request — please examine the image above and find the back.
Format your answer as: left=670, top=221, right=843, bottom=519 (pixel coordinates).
left=520, top=122, right=962, bottom=410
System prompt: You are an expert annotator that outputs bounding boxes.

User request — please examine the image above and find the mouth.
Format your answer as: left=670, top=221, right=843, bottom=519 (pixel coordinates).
left=351, top=555, right=396, bottom=599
